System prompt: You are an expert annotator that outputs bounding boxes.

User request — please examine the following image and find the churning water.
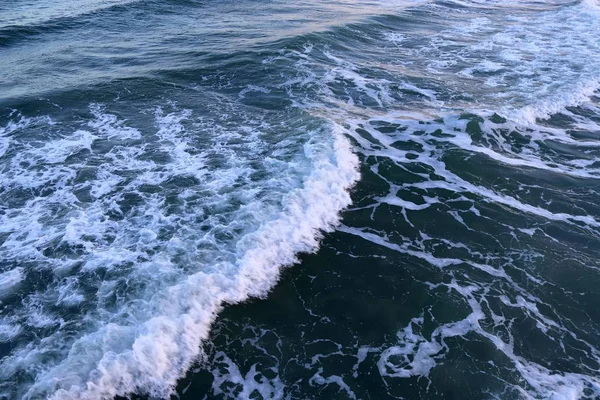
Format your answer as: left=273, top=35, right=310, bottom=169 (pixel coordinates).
left=1, top=0, right=600, bottom=399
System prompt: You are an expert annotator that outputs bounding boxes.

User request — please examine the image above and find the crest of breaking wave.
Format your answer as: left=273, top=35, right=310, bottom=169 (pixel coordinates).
left=0, top=101, right=358, bottom=399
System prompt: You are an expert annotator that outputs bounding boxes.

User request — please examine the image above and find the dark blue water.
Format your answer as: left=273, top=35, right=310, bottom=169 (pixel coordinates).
left=1, top=0, right=600, bottom=399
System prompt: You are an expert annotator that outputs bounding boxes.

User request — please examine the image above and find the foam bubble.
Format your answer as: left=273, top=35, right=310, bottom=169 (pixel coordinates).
left=0, top=267, right=24, bottom=297
left=211, top=352, right=285, bottom=399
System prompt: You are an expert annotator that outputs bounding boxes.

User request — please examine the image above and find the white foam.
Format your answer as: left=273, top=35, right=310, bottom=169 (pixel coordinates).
left=275, top=1, right=600, bottom=399
left=309, top=369, right=357, bottom=399
left=499, top=79, right=600, bottom=126
left=345, top=115, right=600, bottom=231
left=89, top=104, right=142, bottom=140
left=0, top=137, right=9, bottom=158
left=239, top=85, right=271, bottom=99
left=3, top=0, right=600, bottom=398
left=211, top=352, right=285, bottom=399
left=378, top=281, right=600, bottom=400
left=0, top=105, right=359, bottom=399
left=338, top=225, right=516, bottom=282
left=581, top=0, right=600, bottom=12
left=0, top=267, right=24, bottom=297
left=0, top=316, right=22, bottom=342
left=411, top=0, right=600, bottom=122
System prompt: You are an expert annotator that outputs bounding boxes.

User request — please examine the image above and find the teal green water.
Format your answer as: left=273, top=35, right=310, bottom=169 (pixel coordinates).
left=1, top=1, right=600, bottom=399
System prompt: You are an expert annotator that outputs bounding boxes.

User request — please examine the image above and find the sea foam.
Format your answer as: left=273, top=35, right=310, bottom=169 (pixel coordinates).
left=4, top=113, right=359, bottom=399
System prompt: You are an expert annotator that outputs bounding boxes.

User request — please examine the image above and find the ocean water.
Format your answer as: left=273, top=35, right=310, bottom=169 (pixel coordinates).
left=1, top=0, right=600, bottom=399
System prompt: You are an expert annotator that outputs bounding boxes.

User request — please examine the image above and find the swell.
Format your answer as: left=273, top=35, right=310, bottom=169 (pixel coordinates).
left=0, top=0, right=148, bottom=47
left=0, top=6, right=420, bottom=104
left=0, top=0, right=415, bottom=50
left=0, top=11, right=411, bottom=106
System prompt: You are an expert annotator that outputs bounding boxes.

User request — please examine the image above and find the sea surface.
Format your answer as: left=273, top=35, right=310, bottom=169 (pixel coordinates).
left=1, top=0, right=600, bottom=399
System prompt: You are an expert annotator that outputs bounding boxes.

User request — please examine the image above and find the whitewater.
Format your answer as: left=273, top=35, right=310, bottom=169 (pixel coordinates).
left=2, top=0, right=600, bottom=399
